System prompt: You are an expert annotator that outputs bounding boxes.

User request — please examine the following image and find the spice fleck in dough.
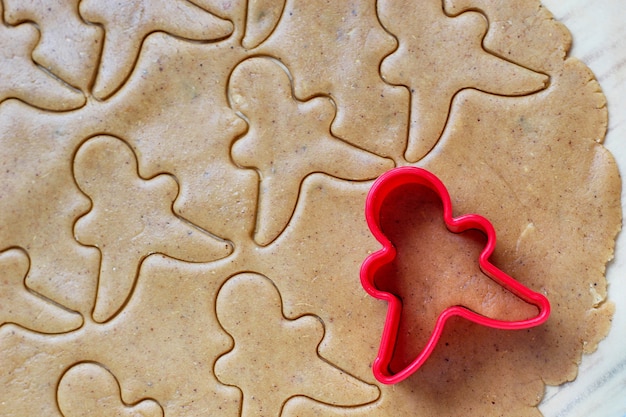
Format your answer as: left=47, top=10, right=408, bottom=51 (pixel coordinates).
left=0, top=0, right=620, bottom=416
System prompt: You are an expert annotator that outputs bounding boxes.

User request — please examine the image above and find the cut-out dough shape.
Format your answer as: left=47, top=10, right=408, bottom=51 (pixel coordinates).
left=242, top=0, right=285, bottom=48
left=79, top=0, right=234, bottom=99
left=378, top=0, right=549, bottom=162
left=3, top=0, right=102, bottom=92
left=73, top=135, right=233, bottom=322
left=0, top=248, right=83, bottom=333
left=0, top=2, right=85, bottom=110
left=258, top=0, right=409, bottom=159
left=57, top=362, right=164, bottom=417
left=0, top=101, right=100, bottom=314
left=215, top=273, right=379, bottom=417
left=443, top=0, right=572, bottom=72
left=0, top=255, right=239, bottom=416
left=88, top=33, right=257, bottom=243
left=229, top=57, right=394, bottom=245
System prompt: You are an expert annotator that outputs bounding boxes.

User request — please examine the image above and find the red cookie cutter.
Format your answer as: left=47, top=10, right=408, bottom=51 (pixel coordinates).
left=360, top=166, right=551, bottom=384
